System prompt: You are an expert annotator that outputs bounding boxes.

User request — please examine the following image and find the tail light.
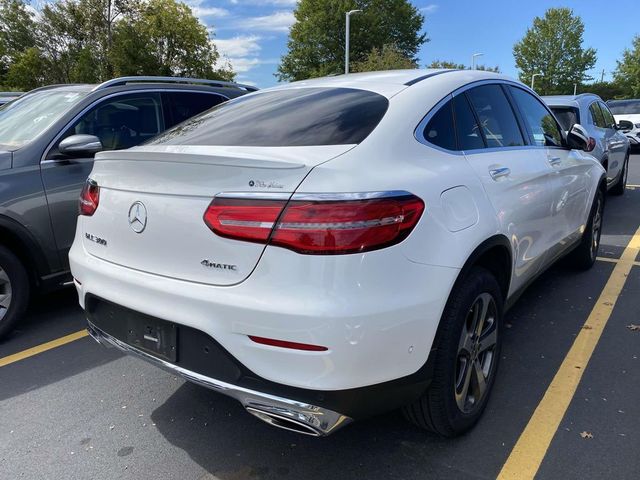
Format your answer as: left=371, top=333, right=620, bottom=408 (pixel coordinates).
left=204, top=191, right=424, bottom=255
left=79, top=179, right=100, bottom=216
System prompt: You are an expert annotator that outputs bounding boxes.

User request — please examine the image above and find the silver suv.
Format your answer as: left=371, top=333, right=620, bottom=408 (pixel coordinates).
left=544, top=94, right=630, bottom=195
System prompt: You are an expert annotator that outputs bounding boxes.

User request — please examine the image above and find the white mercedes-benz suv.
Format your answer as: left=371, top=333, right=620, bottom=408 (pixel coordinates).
left=70, top=70, right=606, bottom=437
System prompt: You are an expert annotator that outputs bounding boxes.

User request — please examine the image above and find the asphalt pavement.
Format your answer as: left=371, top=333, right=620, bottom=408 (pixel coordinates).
left=1, top=156, right=639, bottom=480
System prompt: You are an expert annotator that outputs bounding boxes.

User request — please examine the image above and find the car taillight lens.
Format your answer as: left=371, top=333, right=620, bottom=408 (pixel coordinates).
left=79, top=180, right=100, bottom=216
left=204, top=192, right=425, bottom=255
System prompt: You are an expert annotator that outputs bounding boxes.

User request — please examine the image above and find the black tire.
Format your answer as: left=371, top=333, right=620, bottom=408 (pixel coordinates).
left=610, top=152, right=629, bottom=196
left=403, top=267, right=503, bottom=437
left=0, top=245, right=30, bottom=340
left=567, top=189, right=604, bottom=270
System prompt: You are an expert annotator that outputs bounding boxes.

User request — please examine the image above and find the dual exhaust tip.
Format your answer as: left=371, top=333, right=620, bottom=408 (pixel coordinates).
left=246, top=407, right=324, bottom=437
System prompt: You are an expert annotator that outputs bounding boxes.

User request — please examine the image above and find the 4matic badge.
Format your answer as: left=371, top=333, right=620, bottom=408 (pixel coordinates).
left=248, top=179, right=284, bottom=189
left=201, top=259, right=238, bottom=271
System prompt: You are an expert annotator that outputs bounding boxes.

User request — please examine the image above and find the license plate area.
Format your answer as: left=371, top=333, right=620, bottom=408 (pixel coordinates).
left=126, top=318, right=177, bottom=362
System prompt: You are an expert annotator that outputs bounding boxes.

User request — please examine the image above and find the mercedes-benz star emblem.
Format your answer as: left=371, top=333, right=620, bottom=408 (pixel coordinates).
left=128, top=201, right=147, bottom=234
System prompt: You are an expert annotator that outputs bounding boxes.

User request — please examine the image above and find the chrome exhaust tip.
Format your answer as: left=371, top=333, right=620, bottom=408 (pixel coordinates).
left=246, top=407, right=322, bottom=436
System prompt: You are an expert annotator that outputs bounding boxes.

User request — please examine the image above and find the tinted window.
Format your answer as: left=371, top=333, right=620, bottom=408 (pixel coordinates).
left=589, top=102, right=606, bottom=128
left=423, top=99, right=456, bottom=150
left=509, top=87, right=563, bottom=147
left=149, top=88, right=389, bottom=147
left=599, top=102, right=616, bottom=128
left=453, top=94, right=485, bottom=150
left=466, top=85, right=524, bottom=148
left=607, top=100, right=640, bottom=115
left=165, top=92, right=226, bottom=126
left=49, top=93, right=164, bottom=158
left=550, top=107, right=579, bottom=132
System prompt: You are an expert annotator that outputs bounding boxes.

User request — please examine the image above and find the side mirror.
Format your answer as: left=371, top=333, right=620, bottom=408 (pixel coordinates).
left=58, top=134, right=103, bottom=157
left=567, top=124, right=593, bottom=151
left=617, top=120, right=634, bottom=131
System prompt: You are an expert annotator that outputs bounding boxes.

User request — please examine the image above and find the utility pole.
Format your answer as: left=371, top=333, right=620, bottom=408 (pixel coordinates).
left=574, top=83, right=577, bottom=96
left=471, top=53, right=484, bottom=70
left=531, top=73, right=544, bottom=90
left=345, top=9, right=363, bottom=75
left=600, top=69, right=605, bottom=83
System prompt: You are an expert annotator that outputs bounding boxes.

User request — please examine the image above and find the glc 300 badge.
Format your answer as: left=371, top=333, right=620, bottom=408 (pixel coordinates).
left=128, top=201, right=147, bottom=233
left=201, top=260, right=237, bottom=271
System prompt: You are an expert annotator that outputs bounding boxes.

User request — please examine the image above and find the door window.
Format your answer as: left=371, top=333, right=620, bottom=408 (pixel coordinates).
left=452, top=93, right=485, bottom=150
left=589, top=102, right=606, bottom=128
left=466, top=85, right=524, bottom=148
left=508, top=86, right=563, bottom=147
left=599, top=102, right=616, bottom=129
left=48, top=93, right=164, bottom=158
left=423, top=99, right=456, bottom=150
left=164, top=92, right=227, bottom=127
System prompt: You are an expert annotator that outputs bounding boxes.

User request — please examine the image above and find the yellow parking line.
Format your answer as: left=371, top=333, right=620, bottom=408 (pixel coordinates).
left=0, top=330, right=88, bottom=368
left=596, top=256, right=640, bottom=266
left=498, top=225, right=640, bottom=480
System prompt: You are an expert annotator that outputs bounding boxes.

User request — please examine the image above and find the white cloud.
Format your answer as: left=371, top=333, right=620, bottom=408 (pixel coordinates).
left=185, top=0, right=229, bottom=21
left=235, top=11, right=296, bottom=33
left=215, top=35, right=262, bottom=58
left=421, top=4, right=438, bottom=14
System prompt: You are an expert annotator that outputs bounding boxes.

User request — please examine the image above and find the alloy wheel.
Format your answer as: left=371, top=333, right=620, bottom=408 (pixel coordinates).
left=454, top=292, right=498, bottom=413
left=0, top=266, right=12, bottom=322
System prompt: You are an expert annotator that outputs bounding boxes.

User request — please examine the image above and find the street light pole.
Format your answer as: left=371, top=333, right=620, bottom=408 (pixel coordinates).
left=345, top=9, right=362, bottom=75
left=471, top=53, right=484, bottom=70
left=531, top=73, right=544, bottom=90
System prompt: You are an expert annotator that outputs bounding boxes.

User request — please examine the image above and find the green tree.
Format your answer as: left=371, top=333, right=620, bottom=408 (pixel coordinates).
left=427, top=59, right=500, bottom=72
left=614, top=35, right=640, bottom=98
left=0, top=0, right=36, bottom=86
left=5, top=46, right=49, bottom=89
left=581, top=81, right=626, bottom=101
left=277, top=0, right=426, bottom=81
left=513, top=8, right=596, bottom=95
left=111, top=0, right=232, bottom=80
left=351, top=44, right=417, bottom=72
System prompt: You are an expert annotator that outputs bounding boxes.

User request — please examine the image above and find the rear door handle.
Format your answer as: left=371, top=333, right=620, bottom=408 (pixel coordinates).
left=489, top=167, right=511, bottom=180
left=548, top=156, right=562, bottom=166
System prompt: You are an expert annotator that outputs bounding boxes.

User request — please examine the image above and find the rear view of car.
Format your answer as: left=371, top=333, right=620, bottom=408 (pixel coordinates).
left=71, top=70, right=606, bottom=437
left=608, top=99, right=640, bottom=152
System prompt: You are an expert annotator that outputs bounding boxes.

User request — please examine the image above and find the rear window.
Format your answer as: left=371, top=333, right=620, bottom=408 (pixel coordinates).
left=607, top=100, right=640, bottom=115
left=148, top=87, right=389, bottom=147
left=550, top=106, right=579, bottom=131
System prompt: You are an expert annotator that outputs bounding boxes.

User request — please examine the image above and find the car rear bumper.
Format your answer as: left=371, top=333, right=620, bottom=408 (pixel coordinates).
left=87, top=319, right=351, bottom=436
left=70, top=224, right=459, bottom=392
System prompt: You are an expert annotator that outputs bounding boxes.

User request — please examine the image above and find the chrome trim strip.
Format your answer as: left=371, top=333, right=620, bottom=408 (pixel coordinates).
left=87, top=321, right=352, bottom=436
left=214, top=190, right=415, bottom=202
left=214, top=191, right=292, bottom=201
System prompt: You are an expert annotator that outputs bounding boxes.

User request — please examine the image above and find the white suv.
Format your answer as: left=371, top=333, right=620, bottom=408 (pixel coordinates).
left=70, top=70, right=606, bottom=437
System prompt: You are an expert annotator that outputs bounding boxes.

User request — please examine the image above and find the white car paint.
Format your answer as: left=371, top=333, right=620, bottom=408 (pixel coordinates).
left=69, top=69, right=605, bottom=417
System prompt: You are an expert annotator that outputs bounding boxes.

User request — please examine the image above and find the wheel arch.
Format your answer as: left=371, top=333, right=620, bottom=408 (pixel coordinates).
left=0, top=215, right=50, bottom=287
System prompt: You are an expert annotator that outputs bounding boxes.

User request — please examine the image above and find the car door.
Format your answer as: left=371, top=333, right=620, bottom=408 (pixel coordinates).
left=459, top=84, right=554, bottom=292
left=509, top=86, right=589, bottom=258
left=41, top=92, right=164, bottom=268
left=599, top=101, right=627, bottom=180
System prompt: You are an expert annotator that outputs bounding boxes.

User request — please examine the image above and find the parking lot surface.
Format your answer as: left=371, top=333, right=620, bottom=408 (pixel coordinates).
left=1, top=156, right=639, bottom=480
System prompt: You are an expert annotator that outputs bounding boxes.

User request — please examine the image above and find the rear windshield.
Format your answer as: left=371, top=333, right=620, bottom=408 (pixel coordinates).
left=607, top=100, right=640, bottom=115
left=550, top=106, right=579, bottom=131
left=148, top=87, right=389, bottom=147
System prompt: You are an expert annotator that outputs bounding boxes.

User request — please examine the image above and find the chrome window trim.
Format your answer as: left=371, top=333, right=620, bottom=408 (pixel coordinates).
left=40, top=89, right=229, bottom=164
left=414, top=79, right=561, bottom=155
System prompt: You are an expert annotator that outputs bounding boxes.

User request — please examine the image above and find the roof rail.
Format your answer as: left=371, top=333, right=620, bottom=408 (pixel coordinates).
left=0, top=92, right=23, bottom=96
left=24, top=84, right=88, bottom=95
left=92, top=76, right=259, bottom=92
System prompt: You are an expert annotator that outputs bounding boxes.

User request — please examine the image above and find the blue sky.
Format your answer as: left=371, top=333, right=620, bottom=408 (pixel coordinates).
left=195, top=0, right=639, bottom=88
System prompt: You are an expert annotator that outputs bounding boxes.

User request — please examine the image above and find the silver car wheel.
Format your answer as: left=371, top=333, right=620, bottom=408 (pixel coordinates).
left=454, top=292, right=498, bottom=414
left=590, top=194, right=603, bottom=260
left=0, top=266, right=12, bottom=322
